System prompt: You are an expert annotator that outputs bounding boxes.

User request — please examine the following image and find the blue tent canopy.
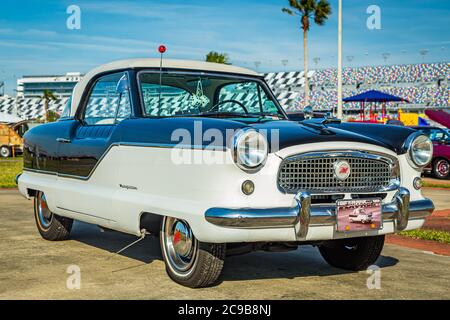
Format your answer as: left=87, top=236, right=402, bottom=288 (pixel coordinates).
left=343, top=90, right=409, bottom=103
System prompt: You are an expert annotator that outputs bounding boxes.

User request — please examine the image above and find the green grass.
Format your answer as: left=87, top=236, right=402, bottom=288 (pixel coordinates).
left=423, top=181, right=450, bottom=189
left=0, top=158, right=23, bottom=188
left=399, top=229, right=450, bottom=244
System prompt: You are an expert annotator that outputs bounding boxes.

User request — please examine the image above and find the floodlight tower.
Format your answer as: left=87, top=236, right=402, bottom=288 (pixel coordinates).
left=337, top=0, right=343, bottom=119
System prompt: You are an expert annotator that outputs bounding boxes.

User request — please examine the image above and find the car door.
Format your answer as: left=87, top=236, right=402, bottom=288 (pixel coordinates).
left=55, top=72, right=132, bottom=224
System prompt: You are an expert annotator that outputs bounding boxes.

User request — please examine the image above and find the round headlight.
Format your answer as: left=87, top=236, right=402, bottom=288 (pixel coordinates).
left=233, top=129, right=268, bottom=171
left=408, top=134, right=433, bottom=168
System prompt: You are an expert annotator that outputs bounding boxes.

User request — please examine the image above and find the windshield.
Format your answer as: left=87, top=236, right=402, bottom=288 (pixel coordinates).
left=138, top=72, right=285, bottom=119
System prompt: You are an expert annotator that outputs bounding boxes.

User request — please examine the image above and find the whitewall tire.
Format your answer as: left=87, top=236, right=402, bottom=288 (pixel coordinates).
left=160, top=216, right=226, bottom=288
left=34, top=191, right=73, bottom=241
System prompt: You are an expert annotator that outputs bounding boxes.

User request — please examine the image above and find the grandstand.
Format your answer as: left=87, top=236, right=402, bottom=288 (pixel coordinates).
left=266, top=62, right=449, bottom=112
left=0, top=62, right=448, bottom=120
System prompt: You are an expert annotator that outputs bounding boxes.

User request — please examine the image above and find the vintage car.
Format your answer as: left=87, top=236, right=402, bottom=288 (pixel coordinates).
left=411, top=126, right=450, bottom=179
left=0, top=120, right=26, bottom=157
left=349, top=208, right=373, bottom=224
left=18, top=59, right=434, bottom=288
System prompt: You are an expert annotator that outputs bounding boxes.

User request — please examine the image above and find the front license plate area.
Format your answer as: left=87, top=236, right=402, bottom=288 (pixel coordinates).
left=336, top=199, right=382, bottom=232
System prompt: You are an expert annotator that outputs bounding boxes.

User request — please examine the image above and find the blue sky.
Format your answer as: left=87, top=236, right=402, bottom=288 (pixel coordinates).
left=0, top=0, right=449, bottom=94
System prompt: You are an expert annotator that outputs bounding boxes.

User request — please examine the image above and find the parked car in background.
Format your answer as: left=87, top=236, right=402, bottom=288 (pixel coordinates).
left=411, top=126, right=450, bottom=179
left=0, top=121, right=25, bottom=157
left=18, top=59, right=435, bottom=288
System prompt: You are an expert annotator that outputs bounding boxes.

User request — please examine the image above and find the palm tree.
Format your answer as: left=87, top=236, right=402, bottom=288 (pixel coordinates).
left=42, top=89, right=57, bottom=123
left=282, top=0, right=332, bottom=107
left=205, top=51, right=231, bottom=64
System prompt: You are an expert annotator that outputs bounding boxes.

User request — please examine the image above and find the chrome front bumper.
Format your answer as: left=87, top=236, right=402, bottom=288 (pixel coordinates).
left=204, top=188, right=434, bottom=238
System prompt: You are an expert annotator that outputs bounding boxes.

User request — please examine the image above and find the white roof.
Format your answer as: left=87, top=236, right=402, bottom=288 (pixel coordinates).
left=70, top=58, right=259, bottom=116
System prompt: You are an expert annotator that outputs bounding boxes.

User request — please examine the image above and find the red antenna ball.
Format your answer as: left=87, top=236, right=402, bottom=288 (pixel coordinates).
left=158, top=45, right=167, bottom=54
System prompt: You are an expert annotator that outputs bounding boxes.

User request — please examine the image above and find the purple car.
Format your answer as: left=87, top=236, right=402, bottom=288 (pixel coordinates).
left=412, top=126, right=450, bottom=179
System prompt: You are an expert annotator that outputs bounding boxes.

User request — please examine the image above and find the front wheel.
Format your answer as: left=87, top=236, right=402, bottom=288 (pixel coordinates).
left=319, top=235, right=385, bottom=271
left=34, top=191, right=73, bottom=241
left=160, top=216, right=226, bottom=288
left=432, top=158, right=450, bottom=179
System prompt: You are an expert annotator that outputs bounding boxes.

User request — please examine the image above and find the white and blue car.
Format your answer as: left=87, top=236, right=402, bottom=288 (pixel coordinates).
left=18, top=59, right=434, bottom=287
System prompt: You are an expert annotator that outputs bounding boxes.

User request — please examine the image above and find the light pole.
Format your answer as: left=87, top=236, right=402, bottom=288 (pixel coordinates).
left=337, top=0, right=343, bottom=119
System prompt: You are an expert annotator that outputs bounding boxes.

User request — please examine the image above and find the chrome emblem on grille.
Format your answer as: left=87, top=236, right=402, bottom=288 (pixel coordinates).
left=334, top=160, right=351, bottom=181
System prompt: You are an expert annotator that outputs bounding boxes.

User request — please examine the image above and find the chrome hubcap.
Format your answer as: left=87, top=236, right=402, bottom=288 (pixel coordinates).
left=437, top=160, right=449, bottom=176
left=37, top=193, right=53, bottom=228
left=0, top=147, right=9, bottom=157
left=172, top=221, right=193, bottom=257
left=163, top=217, right=197, bottom=272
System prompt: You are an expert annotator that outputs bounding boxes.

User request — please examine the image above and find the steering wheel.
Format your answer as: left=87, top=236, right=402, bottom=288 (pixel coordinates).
left=210, top=100, right=249, bottom=114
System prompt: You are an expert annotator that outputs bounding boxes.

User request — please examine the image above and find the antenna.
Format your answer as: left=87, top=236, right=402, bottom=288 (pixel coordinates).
left=158, top=45, right=167, bottom=113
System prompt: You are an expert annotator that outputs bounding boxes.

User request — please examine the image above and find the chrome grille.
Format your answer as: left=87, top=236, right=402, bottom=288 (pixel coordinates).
left=278, top=152, right=399, bottom=194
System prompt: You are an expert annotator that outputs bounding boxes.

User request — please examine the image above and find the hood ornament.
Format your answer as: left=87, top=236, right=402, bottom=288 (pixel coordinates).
left=300, top=106, right=341, bottom=134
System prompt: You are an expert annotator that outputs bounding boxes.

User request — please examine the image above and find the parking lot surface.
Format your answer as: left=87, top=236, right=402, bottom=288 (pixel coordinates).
left=0, top=189, right=449, bottom=299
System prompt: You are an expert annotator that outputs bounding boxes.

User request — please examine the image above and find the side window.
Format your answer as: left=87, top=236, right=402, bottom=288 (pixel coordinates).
left=83, top=72, right=132, bottom=125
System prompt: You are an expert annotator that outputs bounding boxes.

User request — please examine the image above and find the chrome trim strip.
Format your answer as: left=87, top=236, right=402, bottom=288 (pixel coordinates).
left=204, top=193, right=434, bottom=231
left=277, top=150, right=400, bottom=195
left=56, top=206, right=117, bottom=223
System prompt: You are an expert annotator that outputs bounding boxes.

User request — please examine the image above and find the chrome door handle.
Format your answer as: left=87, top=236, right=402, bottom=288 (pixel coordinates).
left=56, top=138, right=71, bottom=143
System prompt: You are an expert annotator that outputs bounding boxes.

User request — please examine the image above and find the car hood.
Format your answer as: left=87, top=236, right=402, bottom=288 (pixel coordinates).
left=118, top=117, right=416, bottom=155
left=248, top=120, right=416, bottom=155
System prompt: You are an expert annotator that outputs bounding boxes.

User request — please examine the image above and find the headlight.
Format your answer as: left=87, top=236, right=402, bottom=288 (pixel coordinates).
left=407, top=134, right=433, bottom=168
left=233, top=129, right=268, bottom=172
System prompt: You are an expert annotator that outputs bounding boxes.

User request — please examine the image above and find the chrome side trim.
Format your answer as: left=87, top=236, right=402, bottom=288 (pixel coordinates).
left=56, top=206, right=117, bottom=223
left=204, top=193, right=434, bottom=232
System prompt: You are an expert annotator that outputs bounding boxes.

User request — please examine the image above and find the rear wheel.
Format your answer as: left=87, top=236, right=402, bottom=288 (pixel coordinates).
left=160, top=216, right=226, bottom=288
left=432, top=158, right=450, bottom=179
left=319, top=235, right=385, bottom=271
left=34, top=191, right=73, bottom=241
left=0, top=146, right=11, bottom=158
